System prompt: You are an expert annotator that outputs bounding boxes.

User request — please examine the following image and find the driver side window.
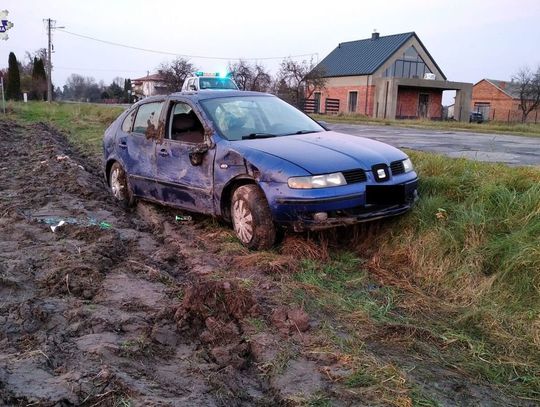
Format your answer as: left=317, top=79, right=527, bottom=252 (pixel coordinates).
left=168, top=102, right=205, bottom=144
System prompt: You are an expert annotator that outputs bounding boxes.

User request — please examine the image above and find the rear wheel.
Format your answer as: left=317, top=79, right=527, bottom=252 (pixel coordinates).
left=231, top=185, right=276, bottom=250
left=109, top=162, right=134, bottom=208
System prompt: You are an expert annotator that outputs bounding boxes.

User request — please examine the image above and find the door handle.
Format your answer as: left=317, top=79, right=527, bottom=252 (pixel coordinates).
left=118, top=141, right=127, bottom=149
left=159, top=148, right=169, bottom=157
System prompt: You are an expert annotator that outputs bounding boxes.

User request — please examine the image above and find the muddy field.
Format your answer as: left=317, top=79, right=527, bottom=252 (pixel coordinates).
left=0, top=120, right=535, bottom=406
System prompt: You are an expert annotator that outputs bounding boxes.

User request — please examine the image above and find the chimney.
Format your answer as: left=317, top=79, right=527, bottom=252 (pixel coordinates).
left=372, top=30, right=379, bottom=40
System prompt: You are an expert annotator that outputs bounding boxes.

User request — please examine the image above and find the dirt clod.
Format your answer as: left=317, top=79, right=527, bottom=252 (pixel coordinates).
left=271, top=306, right=310, bottom=335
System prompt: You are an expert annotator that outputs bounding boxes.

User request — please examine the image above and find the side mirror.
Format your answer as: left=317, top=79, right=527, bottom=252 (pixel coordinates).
left=189, top=144, right=209, bottom=166
left=317, top=120, right=330, bottom=131
left=189, top=85, right=197, bottom=91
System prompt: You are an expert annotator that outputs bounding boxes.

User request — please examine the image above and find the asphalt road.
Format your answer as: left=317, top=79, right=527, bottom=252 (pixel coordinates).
left=328, top=123, right=540, bottom=166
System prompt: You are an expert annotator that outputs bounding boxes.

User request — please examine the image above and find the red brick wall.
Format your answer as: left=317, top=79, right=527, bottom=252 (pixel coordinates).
left=319, top=85, right=375, bottom=115
left=471, top=80, right=539, bottom=122
left=396, top=87, right=442, bottom=119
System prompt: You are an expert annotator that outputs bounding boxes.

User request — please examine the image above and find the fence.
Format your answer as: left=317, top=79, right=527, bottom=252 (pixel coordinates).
left=303, top=98, right=318, bottom=114
left=325, top=98, right=340, bottom=114
left=485, top=109, right=539, bottom=124
left=303, top=98, right=340, bottom=115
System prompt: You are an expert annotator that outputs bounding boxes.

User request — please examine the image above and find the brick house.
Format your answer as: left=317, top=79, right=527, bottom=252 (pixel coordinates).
left=471, top=79, right=540, bottom=122
left=312, top=32, right=472, bottom=121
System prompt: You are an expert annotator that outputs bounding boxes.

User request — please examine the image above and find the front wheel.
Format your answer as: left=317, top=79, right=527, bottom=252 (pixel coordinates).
left=109, top=162, right=135, bottom=208
left=231, top=185, right=276, bottom=250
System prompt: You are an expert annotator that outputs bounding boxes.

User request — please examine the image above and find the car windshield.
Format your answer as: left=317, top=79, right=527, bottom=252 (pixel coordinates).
left=199, top=95, right=324, bottom=141
left=199, top=77, right=238, bottom=90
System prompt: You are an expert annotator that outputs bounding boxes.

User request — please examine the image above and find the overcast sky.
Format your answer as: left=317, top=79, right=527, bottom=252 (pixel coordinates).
left=2, top=0, right=540, bottom=102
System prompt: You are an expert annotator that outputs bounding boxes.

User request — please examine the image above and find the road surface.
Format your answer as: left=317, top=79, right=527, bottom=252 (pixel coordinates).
left=329, top=123, right=540, bottom=166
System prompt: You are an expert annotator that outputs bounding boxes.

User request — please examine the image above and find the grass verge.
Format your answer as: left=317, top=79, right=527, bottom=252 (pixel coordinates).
left=4, top=101, right=124, bottom=155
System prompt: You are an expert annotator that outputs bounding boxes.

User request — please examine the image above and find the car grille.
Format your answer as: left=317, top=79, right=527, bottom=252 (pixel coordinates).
left=390, top=160, right=405, bottom=175
left=342, top=169, right=367, bottom=184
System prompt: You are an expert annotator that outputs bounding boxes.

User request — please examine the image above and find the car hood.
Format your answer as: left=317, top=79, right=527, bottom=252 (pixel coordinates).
left=233, top=131, right=408, bottom=174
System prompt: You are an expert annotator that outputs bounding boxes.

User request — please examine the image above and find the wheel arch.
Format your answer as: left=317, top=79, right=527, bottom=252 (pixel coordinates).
left=220, top=176, right=261, bottom=222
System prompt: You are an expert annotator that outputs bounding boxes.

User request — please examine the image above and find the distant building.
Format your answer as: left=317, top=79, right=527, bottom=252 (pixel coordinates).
left=311, top=32, right=472, bottom=121
left=131, top=73, right=167, bottom=99
left=471, top=79, right=539, bottom=122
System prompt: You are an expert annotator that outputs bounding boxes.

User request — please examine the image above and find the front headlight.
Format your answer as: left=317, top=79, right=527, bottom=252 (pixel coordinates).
left=288, top=172, right=346, bottom=189
left=403, top=158, right=414, bottom=173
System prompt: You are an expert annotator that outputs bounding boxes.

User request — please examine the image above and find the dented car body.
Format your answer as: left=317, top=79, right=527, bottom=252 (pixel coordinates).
left=103, top=91, right=418, bottom=249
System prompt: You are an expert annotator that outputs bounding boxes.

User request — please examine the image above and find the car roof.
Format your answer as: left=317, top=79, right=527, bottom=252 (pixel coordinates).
left=169, top=90, right=272, bottom=101
left=131, top=91, right=273, bottom=108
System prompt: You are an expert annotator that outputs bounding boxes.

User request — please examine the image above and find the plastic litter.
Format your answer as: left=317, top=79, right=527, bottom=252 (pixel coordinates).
left=175, top=215, right=192, bottom=222
left=32, top=215, right=113, bottom=230
left=50, top=220, right=66, bottom=232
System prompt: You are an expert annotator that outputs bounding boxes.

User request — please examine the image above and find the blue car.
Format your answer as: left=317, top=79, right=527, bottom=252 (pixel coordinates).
left=103, top=91, right=418, bottom=249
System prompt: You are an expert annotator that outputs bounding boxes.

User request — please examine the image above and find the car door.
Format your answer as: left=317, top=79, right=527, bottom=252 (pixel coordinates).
left=116, top=100, right=164, bottom=200
left=154, top=99, right=215, bottom=214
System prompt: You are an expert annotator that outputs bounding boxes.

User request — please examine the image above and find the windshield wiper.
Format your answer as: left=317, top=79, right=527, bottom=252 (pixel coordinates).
left=290, top=130, right=321, bottom=135
left=241, top=133, right=277, bottom=140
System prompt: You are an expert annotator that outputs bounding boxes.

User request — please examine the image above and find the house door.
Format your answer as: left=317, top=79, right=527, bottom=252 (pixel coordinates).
left=348, top=91, right=358, bottom=113
left=418, top=93, right=429, bottom=118
left=314, top=92, right=321, bottom=114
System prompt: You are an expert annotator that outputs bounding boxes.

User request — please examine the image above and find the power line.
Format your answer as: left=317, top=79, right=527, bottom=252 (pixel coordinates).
left=56, top=29, right=318, bottom=61
left=55, top=66, right=145, bottom=73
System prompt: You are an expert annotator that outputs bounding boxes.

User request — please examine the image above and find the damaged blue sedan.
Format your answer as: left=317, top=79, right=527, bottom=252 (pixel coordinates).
left=103, top=91, right=418, bottom=249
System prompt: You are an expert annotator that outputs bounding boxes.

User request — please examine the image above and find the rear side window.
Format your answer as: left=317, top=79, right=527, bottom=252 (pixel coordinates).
left=121, top=109, right=136, bottom=132
left=133, top=102, right=164, bottom=134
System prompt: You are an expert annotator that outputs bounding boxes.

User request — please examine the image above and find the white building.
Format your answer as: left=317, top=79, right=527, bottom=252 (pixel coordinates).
left=131, top=73, right=167, bottom=99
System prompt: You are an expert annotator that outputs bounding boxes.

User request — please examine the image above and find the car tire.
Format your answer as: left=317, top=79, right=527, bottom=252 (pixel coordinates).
left=109, top=162, right=135, bottom=208
left=231, top=184, right=276, bottom=250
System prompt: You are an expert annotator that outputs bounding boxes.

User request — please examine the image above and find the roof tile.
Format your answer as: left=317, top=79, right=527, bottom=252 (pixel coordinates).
left=316, top=32, right=414, bottom=77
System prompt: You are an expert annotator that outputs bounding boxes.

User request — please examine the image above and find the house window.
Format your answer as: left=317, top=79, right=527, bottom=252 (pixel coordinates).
left=348, top=91, right=358, bottom=113
left=384, top=45, right=432, bottom=79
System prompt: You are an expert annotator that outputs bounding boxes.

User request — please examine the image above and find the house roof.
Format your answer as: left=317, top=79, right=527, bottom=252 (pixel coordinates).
left=131, top=73, right=164, bottom=82
left=481, top=79, right=521, bottom=99
left=315, top=32, right=446, bottom=80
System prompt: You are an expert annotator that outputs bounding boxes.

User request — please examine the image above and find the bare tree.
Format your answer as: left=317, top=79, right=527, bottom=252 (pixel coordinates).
left=64, top=74, right=102, bottom=102
left=228, top=60, right=272, bottom=92
left=228, top=60, right=252, bottom=90
left=275, top=58, right=327, bottom=107
left=157, top=57, right=196, bottom=93
left=512, top=66, right=540, bottom=122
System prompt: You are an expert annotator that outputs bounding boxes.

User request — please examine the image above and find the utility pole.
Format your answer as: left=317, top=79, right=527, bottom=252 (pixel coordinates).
left=44, top=18, right=64, bottom=103
left=45, top=18, right=53, bottom=102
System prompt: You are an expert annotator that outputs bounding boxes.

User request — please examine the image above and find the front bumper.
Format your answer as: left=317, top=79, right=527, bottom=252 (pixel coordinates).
left=261, top=176, right=419, bottom=232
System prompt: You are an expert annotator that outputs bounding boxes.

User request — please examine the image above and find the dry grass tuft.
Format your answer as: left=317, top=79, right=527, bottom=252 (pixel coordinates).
left=280, top=235, right=330, bottom=262
left=232, top=252, right=299, bottom=274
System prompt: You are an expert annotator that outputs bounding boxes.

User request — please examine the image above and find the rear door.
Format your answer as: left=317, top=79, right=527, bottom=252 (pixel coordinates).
left=154, top=99, right=216, bottom=214
left=116, top=100, right=164, bottom=199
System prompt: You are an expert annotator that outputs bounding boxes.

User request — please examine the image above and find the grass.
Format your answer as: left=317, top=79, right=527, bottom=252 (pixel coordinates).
left=311, top=112, right=540, bottom=137
left=287, top=152, right=540, bottom=400
left=4, top=101, right=540, bottom=403
left=5, top=101, right=124, bottom=155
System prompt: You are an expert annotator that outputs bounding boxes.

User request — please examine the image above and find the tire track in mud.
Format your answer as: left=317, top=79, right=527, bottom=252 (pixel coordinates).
left=0, top=120, right=286, bottom=406
left=0, top=120, right=325, bottom=406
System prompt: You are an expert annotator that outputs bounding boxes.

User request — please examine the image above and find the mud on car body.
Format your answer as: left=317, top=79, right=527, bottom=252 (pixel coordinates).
left=103, top=90, right=418, bottom=250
